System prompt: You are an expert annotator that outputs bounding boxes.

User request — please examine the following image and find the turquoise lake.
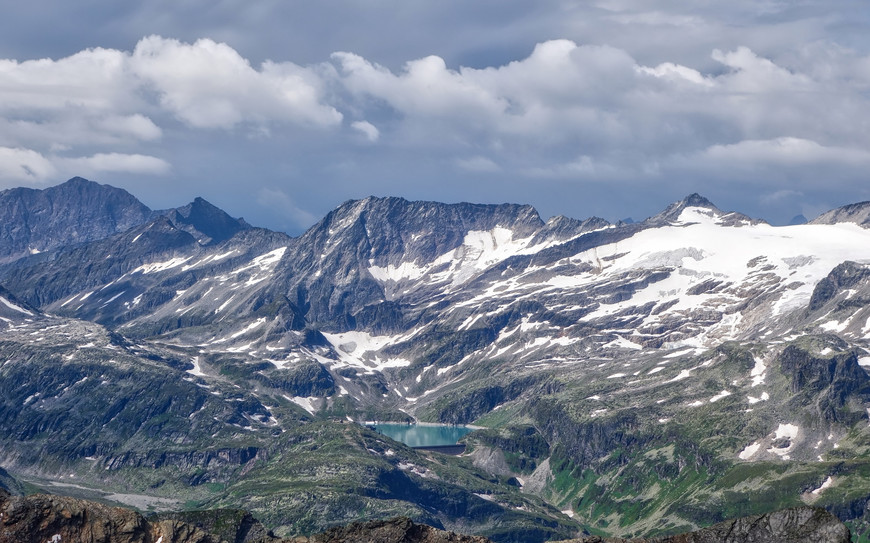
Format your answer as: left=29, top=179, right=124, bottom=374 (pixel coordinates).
left=369, top=423, right=475, bottom=447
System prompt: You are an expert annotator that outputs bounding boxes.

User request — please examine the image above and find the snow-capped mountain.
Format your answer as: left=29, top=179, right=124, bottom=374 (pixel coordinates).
left=2, top=178, right=870, bottom=540
left=18, top=190, right=870, bottom=395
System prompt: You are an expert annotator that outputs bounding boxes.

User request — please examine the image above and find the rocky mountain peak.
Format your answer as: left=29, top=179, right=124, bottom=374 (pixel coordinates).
left=303, top=196, right=545, bottom=264
left=789, top=214, right=809, bottom=225
left=63, top=175, right=95, bottom=186
left=562, top=507, right=851, bottom=543
left=164, top=197, right=250, bottom=246
left=645, top=192, right=761, bottom=227
left=646, top=192, right=721, bottom=223
left=681, top=192, right=716, bottom=208
left=0, top=177, right=153, bottom=264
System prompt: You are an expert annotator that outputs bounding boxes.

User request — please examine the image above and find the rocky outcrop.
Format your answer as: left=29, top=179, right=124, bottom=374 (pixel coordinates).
left=778, top=345, right=870, bottom=424
left=807, top=261, right=870, bottom=312
left=560, top=507, right=850, bottom=543
left=302, top=517, right=491, bottom=543
left=0, top=284, right=39, bottom=325
left=0, top=493, right=484, bottom=543
left=0, top=489, right=217, bottom=542
left=670, top=506, right=850, bottom=542
left=152, top=509, right=275, bottom=543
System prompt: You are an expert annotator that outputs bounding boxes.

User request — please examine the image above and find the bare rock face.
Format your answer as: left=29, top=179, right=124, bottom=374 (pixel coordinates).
left=671, top=506, right=852, bottom=543
left=153, top=509, right=278, bottom=543
left=302, top=517, right=492, bottom=543
left=560, top=506, right=851, bottom=543
left=0, top=489, right=217, bottom=543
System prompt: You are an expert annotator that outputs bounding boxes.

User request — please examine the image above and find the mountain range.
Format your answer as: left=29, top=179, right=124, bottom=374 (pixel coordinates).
left=1, top=177, right=870, bottom=542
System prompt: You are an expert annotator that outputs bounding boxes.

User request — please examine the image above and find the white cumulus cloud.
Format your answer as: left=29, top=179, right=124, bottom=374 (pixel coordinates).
left=131, top=36, right=342, bottom=129
left=56, top=153, right=171, bottom=175
left=0, top=47, right=138, bottom=113
left=351, top=120, right=380, bottom=142
left=700, top=138, right=870, bottom=166
left=0, top=36, right=345, bottom=185
left=1, top=22, right=870, bottom=228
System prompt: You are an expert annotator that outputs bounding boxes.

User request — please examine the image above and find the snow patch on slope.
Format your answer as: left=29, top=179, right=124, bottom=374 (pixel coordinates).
left=738, top=441, right=761, bottom=460
left=571, top=210, right=870, bottom=342
left=321, top=331, right=413, bottom=373
left=367, top=226, right=554, bottom=290
left=133, top=257, right=192, bottom=274
left=0, top=297, right=32, bottom=316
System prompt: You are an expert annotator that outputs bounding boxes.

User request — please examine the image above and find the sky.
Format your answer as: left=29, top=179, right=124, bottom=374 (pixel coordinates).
left=1, top=1, right=870, bottom=233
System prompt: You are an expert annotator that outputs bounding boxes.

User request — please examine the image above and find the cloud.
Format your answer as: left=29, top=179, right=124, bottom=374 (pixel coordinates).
left=0, top=147, right=57, bottom=184
left=699, top=138, right=870, bottom=166
left=56, top=153, right=171, bottom=175
left=330, top=40, right=870, bottom=187
left=351, top=120, right=379, bottom=142
left=256, top=187, right=318, bottom=229
left=0, top=15, right=870, bottom=231
left=0, top=36, right=342, bottom=168
left=0, top=115, right=163, bottom=152
left=663, top=137, right=870, bottom=201
left=521, top=155, right=629, bottom=180
left=0, top=148, right=170, bottom=187
left=5, top=35, right=869, bottom=188
left=97, top=114, right=162, bottom=141
left=332, top=51, right=507, bottom=122
left=0, top=147, right=169, bottom=186
left=0, top=47, right=138, bottom=113
left=456, top=156, right=500, bottom=173
left=131, top=36, right=342, bottom=129
left=637, top=62, right=713, bottom=86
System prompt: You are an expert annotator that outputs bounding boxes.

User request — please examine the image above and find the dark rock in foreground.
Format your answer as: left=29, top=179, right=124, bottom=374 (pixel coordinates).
left=0, top=489, right=486, bottom=543
left=152, top=509, right=276, bottom=543
left=302, top=517, right=491, bottom=543
left=0, top=489, right=219, bottom=543
left=559, top=506, right=850, bottom=543
left=0, top=489, right=853, bottom=543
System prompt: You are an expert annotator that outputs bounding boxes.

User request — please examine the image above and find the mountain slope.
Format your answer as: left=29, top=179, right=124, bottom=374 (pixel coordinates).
left=3, top=186, right=870, bottom=540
